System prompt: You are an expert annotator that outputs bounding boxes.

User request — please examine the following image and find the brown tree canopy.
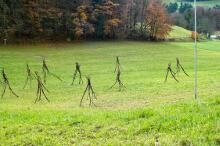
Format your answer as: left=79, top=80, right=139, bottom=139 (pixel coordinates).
left=0, top=0, right=175, bottom=42
left=72, top=5, right=95, bottom=40
left=145, top=0, right=172, bottom=40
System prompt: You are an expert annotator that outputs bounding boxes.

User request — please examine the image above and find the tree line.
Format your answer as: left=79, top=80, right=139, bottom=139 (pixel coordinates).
left=167, top=2, right=220, bottom=35
left=0, top=0, right=171, bottom=42
left=1, top=0, right=219, bottom=43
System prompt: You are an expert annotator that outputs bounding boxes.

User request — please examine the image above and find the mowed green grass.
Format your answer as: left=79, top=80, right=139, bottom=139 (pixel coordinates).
left=168, top=26, right=191, bottom=39
left=163, top=0, right=220, bottom=7
left=190, top=0, right=220, bottom=7
left=0, top=41, right=219, bottom=145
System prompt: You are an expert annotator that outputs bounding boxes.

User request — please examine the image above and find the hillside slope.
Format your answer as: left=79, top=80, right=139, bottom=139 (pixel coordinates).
left=168, top=26, right=192, bottom=39
left=163, top=0, right=220, bottom=7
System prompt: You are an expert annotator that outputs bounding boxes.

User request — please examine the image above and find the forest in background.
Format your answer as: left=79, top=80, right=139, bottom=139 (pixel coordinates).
left=0, top=0, right=220, bottom=42
left=167, top=0, right=220, bottom=35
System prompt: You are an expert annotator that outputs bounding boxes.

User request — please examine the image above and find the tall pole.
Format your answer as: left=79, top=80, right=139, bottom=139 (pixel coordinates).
left=194, top=0, right=198, bottom=100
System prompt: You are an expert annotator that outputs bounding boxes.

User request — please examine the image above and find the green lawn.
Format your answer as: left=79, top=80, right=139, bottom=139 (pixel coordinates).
left=192, top=0, right=220, bottom=7
left=163, top=0, right=220, bottom=7
left=168, top=26, right=191, bottom=39
left=0, top=41, right=219, bottom=145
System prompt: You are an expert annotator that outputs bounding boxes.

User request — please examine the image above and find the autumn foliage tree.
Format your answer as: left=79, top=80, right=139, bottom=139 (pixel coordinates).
left=96, top=0, right=122, bottom=39
left=0, top=0, right=9, bottom=38
left=191, top=32, right=199, bottom=40
left=104, top=19, right=121, bottom=38
left=5, top=0, right=218, bottom=42
left=103, top=1, right=121, bottom=39
left=72, top=5, right=95, bottom=40
left=145, top=0, right=172, bottom=40
left=22, top=0, right=42, bottom=37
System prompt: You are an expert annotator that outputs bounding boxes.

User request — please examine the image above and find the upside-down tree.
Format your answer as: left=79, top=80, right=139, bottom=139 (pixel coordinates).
left=145, top=0, right=172, bottom=41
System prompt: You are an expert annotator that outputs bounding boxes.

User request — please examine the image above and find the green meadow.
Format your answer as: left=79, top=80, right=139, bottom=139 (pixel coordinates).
left=163, top=0, right=220, bottom=7
left=0, top=41, right=219, bottom=145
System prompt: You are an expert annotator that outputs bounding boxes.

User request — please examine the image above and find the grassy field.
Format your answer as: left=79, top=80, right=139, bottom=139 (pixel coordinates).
left=0, top=41, right=219, bottom=145
left=163, top=0, right=220, bottom=7
left=195, top=0, right=220, bottom=7
left=168, top=26, right=191, bottom=39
